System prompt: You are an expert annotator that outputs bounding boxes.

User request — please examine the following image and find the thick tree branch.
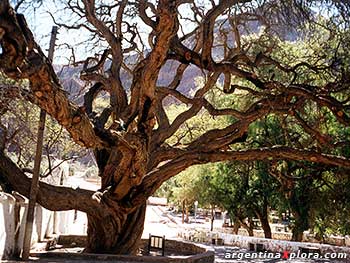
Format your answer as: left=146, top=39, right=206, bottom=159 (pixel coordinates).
left=82, top=0, right=127, bottom=118
left=0, top=2, right=106, bottom=148
left=0, top=152, right=103, bottom=215
left=132, top=146, right=350, bottom=206
left=125, top=0, right=179, bottom=137
left=152, top=72, right=220, bottom=148
left=201, top=0, right=252, bottom=66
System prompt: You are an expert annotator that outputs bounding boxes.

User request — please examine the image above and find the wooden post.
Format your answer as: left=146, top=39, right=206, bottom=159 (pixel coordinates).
left=22, top=26, right=58, bottom=260
left=182, top=200, right=185, bottom=224
left=185, top=200, right=189, bottom=223
left=210, top=205, right=214, bottom=231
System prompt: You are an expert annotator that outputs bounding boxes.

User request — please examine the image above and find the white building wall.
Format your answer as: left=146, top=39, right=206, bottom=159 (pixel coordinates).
left=0, top=193, right=16, bottom=259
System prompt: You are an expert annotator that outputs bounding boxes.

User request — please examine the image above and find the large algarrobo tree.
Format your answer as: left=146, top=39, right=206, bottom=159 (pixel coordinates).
left=1, top=0, right=350, bottom=254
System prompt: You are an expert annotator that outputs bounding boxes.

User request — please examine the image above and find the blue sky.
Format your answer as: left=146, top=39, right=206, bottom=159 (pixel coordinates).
left=19, top=1, right=104, bottom=64
left=16, top=1, right=200, bottom=65
left=12, top=1, right=337, bottom=65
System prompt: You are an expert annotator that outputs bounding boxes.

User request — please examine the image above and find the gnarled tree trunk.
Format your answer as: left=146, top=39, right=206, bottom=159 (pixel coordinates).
left=232, top=219, right=240, bottom=234
left=83, top=138, right=150, bottom=254
left=258, top=214, right=272, bottom=239
left=2, top=0, right=350, bottom=257
left=240, top=217, right=254, bottom=236
left=86, top=203, right=146, bottom=254
left=255, top=201, right=272, bottom=239
left=291, top=212, right=306, bottom=242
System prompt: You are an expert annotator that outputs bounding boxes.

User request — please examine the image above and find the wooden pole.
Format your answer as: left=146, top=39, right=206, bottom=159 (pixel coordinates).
left=182, top=200, right=185, bottom=224
left=22, top=26, right=58, bottom=260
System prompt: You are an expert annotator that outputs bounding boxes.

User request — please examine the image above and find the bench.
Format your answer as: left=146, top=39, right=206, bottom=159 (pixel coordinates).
left=299, top=246, right=321, bottom=255
left=248, top=243, right=264, bottom=252
left=148, top=234, right=165, bottom=256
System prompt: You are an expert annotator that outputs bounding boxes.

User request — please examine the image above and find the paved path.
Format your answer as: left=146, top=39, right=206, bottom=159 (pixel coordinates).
left=142, top=205, right=178, bottom=239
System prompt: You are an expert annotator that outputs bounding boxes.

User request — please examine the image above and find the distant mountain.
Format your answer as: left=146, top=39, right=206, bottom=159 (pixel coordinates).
left=54, top=61, right=204, bottom=105
left=54, top=14, right=302, bottom=103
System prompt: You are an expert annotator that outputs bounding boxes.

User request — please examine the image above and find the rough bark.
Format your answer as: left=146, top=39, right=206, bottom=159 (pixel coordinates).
left=258, top=214, right=272, bottom=239
left=291, top=212, right=306, bottom=242
left=232, top=220, right=240, bottom=235
left=239, top=218, right=254, bottom=236
left=182, top=200, right=184, bottom=224
left=0, top=152, right=99, bottom=213
left=0, top=2, right=106, bottom=149
left=1, top=0, right=350, bottom=255
left=210, top=205, right=215, bottom=231
left=255, top=200, right=272, bottom=239
left=185, top=200, right=189, bottom=223
left=292, top=230, right=304, bottom=242
left=86, top=203, right=146, bottom=254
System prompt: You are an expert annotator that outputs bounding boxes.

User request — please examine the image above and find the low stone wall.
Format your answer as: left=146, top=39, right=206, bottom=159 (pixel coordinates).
left=58, top=235, right=208, bottom=255
left=139, top=239, right=206, bottom=255
left=56, top=235, right=214, bottom=263
left=216, top=232, right=350, bottom=255
left=178, top=227, right=349, bottom=258
left=216, top=227, right=350, bottom=246
left=58, top=235, right=87, bottom=247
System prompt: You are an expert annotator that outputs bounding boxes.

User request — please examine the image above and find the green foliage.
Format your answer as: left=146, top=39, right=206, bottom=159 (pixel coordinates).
left=205, top=161, right=283, bottom=223
left=2, top=100, right=83, bottom=166
left=0, top=74, right=86, bottom=172
left=157, top=23, right=350, bottom=237
left=156, top=164, right=217, bottom=208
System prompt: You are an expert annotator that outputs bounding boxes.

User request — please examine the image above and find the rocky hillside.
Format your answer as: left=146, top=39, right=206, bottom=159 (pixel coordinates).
left=55, top=16, right=301, bottom=103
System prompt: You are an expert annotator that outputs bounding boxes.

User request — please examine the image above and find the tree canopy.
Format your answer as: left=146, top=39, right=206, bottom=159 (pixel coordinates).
left=1, top=0, right=350, bottom=254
